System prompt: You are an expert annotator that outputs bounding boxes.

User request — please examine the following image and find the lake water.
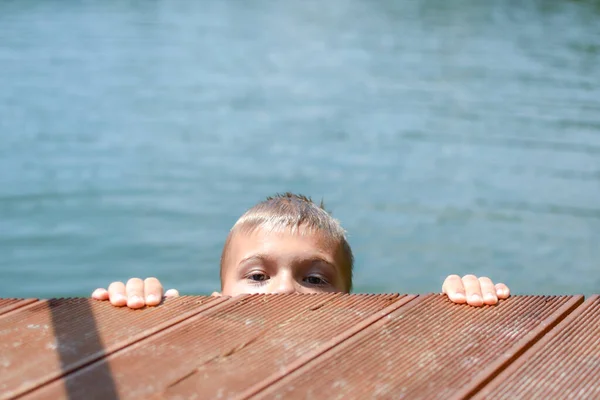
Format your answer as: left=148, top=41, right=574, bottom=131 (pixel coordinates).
left=1, top=0, right=599, bottom=298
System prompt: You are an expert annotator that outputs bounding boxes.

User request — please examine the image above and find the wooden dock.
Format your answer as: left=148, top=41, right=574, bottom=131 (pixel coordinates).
left=1, top=294, right=599, bottom=399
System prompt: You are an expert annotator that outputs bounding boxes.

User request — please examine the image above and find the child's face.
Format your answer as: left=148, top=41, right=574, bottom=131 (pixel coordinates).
left=220, top=227, right=349, bottom=296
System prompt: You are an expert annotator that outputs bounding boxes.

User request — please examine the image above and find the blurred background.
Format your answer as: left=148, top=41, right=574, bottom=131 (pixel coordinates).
left=1, top=0, right=599, bottom=298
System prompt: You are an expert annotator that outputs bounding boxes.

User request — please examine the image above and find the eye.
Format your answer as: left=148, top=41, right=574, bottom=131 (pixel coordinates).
left=248, top=273, right=269, bottom=282
left=304, top=275, right=328, bottom=286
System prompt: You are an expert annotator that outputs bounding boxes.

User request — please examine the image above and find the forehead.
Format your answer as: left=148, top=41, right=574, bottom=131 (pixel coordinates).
left=227, top=226, right=340, bottom=261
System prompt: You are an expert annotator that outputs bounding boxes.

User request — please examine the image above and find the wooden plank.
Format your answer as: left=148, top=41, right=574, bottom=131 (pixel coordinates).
left=248, top=295, right=583, bottom=400
left=0, top=296, right=223, bottom=399
left=26, top=294, right=409, bottom=399
left=0, top=299, right=38, bottom=316
left=164, top=294, right=414, bottom=399
left=4, top=294, right=595, bottom=399
left=473, top=295, right=600, bottom=399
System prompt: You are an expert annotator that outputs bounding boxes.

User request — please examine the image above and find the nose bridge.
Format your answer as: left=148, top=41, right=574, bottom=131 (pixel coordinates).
left=275, top=269, right=296, bottom=294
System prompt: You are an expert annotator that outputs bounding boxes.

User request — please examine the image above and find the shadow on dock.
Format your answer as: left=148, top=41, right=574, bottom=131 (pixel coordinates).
left=48, top=298, right=119, bottom=400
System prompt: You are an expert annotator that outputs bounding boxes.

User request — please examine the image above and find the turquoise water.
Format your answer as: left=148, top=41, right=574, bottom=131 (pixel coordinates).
left=1, top=0, right=599, bottom=298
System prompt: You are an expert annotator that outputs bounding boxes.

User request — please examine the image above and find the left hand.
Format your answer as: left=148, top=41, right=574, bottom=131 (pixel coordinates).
left=442, top=275, right=510, bottom=306
left=91, top=277, right=179, bottom=309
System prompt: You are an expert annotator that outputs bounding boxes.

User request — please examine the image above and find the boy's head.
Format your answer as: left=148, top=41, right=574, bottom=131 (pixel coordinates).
left=218, top=193, right=353, bottom=296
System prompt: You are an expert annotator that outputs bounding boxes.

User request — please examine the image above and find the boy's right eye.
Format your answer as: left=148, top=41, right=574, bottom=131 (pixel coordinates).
left=248, top=273, right=269, bottom=282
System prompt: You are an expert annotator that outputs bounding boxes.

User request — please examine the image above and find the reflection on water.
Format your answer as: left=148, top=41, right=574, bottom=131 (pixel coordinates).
left=0, top=0, right=599, bottom=297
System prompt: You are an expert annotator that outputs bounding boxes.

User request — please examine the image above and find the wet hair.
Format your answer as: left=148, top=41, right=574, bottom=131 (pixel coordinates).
left=220, top=193, right=354, bottom=292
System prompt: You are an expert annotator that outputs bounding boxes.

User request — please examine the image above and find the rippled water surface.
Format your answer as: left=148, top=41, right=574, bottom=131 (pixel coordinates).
left=1, top=0, right=599, bottom=298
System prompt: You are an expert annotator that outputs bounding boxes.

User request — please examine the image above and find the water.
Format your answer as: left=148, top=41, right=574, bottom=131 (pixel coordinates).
left=1, top=0, right=599, bottom=298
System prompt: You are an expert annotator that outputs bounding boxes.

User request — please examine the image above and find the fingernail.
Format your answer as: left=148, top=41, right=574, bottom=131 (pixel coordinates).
left=146, top=294, right=158, bottom=303
left=469, top=294, right=481, bottom=303
left=484, top=293, right=497, bottom=302
left=454, top=293, right=466, bottom=301
left=114, top=294, right=126, bottom=302
left=130, top=295, right=142, bottom=304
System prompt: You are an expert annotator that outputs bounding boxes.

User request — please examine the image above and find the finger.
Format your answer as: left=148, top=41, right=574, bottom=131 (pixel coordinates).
left=164, top=289, right=180, bottom=298
left=107, top=281, right=127, bottom=307
left=478, top=277, right=498, bottom=305
left=442, top=275, right=466, bottom=304
left=126, top=278, right=146, bottom=309
left=462, top=274, right=484, bottom=306
left=91, top=288, right=109, bottom=300
left=144, top=277, right=163, bottom=306
left=495, top=283, right=510, bottom=299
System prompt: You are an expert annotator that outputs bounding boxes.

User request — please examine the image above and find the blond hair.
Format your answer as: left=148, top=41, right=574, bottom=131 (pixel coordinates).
left=220, top=193, right=353, bottom=291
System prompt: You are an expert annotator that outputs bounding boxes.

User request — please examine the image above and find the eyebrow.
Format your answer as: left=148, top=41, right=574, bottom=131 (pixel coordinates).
left=303, top=257, right=337, bottom=271
left=238, top=254, right=337, bottom=271
left=238, top=254, right=272, bottom=266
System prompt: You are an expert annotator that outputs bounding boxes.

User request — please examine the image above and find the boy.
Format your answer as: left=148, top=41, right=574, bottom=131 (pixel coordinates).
left=92, top=193, right=510, bottom=308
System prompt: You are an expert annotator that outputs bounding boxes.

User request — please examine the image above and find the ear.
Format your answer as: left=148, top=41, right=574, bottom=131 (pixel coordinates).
left=211, top=291, right=222, bottom=297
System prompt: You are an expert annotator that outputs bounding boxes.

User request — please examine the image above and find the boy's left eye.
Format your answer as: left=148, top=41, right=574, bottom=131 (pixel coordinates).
left=304, top=276, right=327, bottom=285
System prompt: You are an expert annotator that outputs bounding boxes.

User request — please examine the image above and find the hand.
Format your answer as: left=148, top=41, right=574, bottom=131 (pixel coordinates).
left=91, top=277, right=179, bottom=309
left=442, top=274, right=510, bottom=306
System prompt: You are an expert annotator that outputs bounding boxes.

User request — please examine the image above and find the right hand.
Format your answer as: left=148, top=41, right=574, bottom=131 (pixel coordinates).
left=91, top=277, right=179, bottom=309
